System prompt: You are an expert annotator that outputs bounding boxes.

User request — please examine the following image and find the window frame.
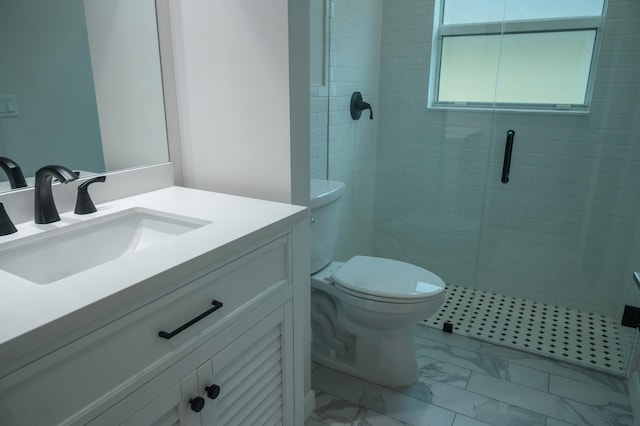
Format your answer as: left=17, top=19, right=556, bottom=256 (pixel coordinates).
left=428, top=0, right=607, bottom=113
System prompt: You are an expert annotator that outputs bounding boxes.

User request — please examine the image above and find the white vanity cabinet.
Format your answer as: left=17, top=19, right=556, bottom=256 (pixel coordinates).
left=0, top=196, right=308, bottom=426
left=94, top=305, right=291, bottom=426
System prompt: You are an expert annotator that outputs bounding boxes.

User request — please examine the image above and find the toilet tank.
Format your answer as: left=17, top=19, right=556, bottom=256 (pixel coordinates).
left=310, top=179, right=345, bottom=274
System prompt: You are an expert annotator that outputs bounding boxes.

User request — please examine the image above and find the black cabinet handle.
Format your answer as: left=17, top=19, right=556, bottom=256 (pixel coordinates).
left=158, top=300, right=223, bottom=339
left=205, top=384, right=221, bottom=400
left=189, top=396, right=205, bottom=413
left=501, top=130, right=516, bottom=184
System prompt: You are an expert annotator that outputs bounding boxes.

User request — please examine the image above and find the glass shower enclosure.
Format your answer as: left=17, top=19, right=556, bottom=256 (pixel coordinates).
left=311, top=0, right=640, bottom=377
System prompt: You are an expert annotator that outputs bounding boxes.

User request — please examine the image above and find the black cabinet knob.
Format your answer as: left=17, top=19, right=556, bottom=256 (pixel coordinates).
left=189, top=396, right=205, bottom=413
left=205, top=384, right=221, bottom=400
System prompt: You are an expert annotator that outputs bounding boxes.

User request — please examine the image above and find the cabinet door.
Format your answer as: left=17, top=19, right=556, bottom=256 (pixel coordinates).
left=116, top=371, right=202, bottom=426
left=201, top=306, right=292, bottom=426
left=91, top=305, right=293, bottom=426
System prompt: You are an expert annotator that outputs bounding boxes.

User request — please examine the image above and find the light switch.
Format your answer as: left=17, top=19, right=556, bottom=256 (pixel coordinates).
left=0, top=95, right=19, bottom=118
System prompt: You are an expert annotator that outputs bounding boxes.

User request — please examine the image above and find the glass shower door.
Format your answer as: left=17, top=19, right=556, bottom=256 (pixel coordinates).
left=472, top=0, right=640, bottom=376
left=372, top=0, right=495, bottom=334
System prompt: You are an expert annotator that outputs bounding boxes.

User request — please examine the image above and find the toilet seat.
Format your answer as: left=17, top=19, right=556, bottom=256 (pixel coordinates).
left=331, top=256, right=444, bottom=303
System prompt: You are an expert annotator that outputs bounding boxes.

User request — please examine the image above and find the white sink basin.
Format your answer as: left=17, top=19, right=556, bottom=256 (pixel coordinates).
left=0, top=208, right=211, bottom=284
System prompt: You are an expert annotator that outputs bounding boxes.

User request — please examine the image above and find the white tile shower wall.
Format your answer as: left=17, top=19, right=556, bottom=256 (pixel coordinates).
left=315, top=0, right=384, bottom=261
left=374, top=0, right=640, bottom=318
left=375, top=0, right=492, bottom=288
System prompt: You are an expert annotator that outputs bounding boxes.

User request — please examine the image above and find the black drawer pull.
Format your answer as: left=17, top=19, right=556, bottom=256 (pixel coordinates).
left=158, top=300, right=223, bottom=339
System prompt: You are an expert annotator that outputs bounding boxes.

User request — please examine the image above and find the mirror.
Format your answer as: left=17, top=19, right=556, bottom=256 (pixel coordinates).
left=0, top=0, right=169, bottom=192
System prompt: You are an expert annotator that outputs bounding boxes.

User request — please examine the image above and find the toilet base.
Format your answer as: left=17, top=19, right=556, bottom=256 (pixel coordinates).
left=311, top=325, right=418, bottom=388
left=310, top=262, right=443, bottom=388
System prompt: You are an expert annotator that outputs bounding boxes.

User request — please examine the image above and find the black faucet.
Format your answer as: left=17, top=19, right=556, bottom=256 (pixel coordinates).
left=34, top=165, right=79, bottom=224
left=74, top=176, right=106, bottom=215
left=0, top=203, right=17, bottom=235
left=0, top=157, right=27, bottom=189
left=350, top=92, right=374, bottom=120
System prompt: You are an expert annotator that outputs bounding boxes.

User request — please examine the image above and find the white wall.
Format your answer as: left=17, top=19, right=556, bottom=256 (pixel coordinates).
left=166, top=0, right=312, bottom=411
left=170, top=0, right=292, bottom=203
left=84, top=0, right=168, bottom=172
left=309, top=0, right=326, bottom=87
left=288, top=0, right=311, bottom=207
left=286, top=0, right=313, bottom=417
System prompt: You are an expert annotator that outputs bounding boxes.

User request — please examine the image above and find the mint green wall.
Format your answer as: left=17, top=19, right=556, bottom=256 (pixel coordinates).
left=0, top=0, right=105, bottom=178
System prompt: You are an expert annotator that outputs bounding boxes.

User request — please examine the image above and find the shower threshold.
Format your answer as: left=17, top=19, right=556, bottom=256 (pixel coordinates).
left=421, top=284, right=626, bottom=376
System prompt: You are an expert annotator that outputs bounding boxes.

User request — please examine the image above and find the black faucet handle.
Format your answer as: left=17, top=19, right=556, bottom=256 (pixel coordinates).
left=53, top=170, right=81, bottom=183
left=78, top=175, right=106, bottom=190
left=74, top=176, right=106, bottom=215
left=350, top=92, right=374, bottom=120
left=0, top=156, right=27, bottom=189
left=358, top=101, right=373, bottom=120
left=0, top=203, right=17, bottom=236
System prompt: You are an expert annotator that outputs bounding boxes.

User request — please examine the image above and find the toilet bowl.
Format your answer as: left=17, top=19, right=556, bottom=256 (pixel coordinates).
left=310, top=179, right=445, bottom=387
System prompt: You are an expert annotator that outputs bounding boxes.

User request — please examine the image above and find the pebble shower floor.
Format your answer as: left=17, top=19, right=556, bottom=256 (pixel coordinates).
left=421, top=284, right=626, bottom=376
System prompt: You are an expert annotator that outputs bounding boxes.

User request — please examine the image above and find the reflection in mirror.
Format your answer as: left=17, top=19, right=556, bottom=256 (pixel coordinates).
left=0, top=0, right=169, bottom=193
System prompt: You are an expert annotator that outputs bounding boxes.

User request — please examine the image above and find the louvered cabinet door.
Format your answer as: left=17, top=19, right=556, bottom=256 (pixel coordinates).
left=201, top=305, right=293, bottom=426
left=120, top=371, right=202, bottom=426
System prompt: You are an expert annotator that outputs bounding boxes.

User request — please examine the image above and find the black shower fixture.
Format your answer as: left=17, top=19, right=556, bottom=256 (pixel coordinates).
left=350, top=92, right=373, bottom=120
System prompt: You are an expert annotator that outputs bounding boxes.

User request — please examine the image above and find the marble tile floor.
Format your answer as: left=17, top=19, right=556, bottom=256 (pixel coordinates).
left=306, top=326, right=634, bottom=426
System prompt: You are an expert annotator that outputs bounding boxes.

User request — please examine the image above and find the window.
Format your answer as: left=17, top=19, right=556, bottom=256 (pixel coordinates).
left=430, top=0, right=606, bottom=111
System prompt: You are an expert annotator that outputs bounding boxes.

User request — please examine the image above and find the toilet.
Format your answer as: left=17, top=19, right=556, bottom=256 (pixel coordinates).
left=310, top=179, right=445, bottom=387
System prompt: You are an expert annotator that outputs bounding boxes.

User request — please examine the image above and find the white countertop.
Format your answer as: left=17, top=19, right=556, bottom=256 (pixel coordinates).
left=0, top=186, right=307, bottom=372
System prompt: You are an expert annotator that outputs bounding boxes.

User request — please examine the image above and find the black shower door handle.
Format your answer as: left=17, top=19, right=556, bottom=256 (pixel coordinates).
left=501, top=130, right=515, bottom=184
